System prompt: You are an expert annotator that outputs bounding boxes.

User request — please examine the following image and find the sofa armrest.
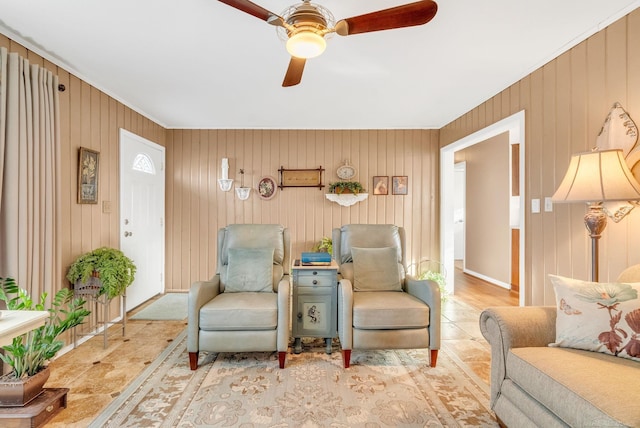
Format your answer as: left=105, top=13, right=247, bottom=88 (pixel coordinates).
left=479, top=306, right=556, bottom=406
left=406, top=276, right=441, bottom=350
left=187, top=276, right=220, bottom=352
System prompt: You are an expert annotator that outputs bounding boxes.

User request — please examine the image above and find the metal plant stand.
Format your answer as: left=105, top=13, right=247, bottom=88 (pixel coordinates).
left=72, top=277, right=126, bottom=349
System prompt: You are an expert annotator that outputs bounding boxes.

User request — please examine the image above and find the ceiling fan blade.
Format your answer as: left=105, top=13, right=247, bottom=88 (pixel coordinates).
left=282, top=57, right=306, bottom=87
left=335, top=0, right=437, bottom=36
left=217, top=0, right=283, bottom=25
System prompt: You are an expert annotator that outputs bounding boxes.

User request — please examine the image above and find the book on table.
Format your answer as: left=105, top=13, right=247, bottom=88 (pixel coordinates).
left=300, top=252, right=331, bottom=266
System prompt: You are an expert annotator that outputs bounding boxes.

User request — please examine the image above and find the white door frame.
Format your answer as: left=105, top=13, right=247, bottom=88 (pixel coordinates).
left=440, top=110, right=526, bottom=306
left=119, top=129, right=166, bottom=309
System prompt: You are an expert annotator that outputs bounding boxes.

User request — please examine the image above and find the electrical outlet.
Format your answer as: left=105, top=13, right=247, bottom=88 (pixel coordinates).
left=531, top=199, right=540, bottom=213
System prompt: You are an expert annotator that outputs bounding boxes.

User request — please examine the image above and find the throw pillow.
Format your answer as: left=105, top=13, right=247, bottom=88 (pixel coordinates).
left=548, top=274, right=640, bottom=362
left=351, top=247, right=403, bottom=291
left=224, top=247, right=274, bottom=293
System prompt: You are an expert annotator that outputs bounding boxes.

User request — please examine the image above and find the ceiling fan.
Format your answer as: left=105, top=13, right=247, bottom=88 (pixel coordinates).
left=217, top=0, right=438, bottom=87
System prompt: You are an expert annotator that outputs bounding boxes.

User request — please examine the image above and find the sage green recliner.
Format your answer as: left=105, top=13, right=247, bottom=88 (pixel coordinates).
left=333, top=224, right=441, bottom=368
left=187, top=224, right=291, bottom=370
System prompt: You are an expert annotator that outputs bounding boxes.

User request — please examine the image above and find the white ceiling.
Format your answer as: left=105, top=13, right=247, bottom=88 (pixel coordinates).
left=0, top=0, right=638, bottom=129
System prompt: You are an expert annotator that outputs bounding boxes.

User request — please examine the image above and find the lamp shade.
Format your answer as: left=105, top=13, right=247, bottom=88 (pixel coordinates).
left=552, top=148, right=640, bottom=203
left=286, top=32, right=326, bottom=59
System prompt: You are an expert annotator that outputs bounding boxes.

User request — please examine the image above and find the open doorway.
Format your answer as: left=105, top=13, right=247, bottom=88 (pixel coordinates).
left=440, top=111, right=525, bottom=306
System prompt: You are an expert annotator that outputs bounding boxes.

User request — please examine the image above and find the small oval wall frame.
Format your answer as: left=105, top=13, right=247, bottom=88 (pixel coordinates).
left=257, top=176, right=278, bottom=200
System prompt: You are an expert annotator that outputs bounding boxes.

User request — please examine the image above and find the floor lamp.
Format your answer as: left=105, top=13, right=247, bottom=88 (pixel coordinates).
left=552, top=148, right=640, bottom=282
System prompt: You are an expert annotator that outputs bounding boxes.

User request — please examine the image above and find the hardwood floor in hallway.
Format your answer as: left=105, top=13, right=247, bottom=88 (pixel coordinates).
left=43, top=268, right=518, bottom=427
left=453, top=264, right=520, bottom=310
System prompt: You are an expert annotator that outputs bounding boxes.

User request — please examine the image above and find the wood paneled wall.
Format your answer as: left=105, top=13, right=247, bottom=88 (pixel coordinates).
left=0, top=35, right=165, bottom=317
left=4, top=7, right=639, bottom=310
left=440, top=9, right=640, bottom=305
left=165, top=129, right=440, bottom=291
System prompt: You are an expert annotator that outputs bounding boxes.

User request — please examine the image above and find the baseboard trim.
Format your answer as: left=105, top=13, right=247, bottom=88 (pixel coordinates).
left=462, top=268, right=511, bottom=290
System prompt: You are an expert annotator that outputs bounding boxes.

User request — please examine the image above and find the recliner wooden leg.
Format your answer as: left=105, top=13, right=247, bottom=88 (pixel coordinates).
left=342, top=349, right=351, bottom=368
left=189, top=352, right=199, bottom=370
left=430, top=349, right=438, bottom=367
left=278, top=351, right=286, bottom=368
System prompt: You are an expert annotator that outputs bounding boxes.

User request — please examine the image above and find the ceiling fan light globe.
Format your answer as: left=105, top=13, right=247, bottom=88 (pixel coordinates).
left=286, top=32, right=326, bottom=59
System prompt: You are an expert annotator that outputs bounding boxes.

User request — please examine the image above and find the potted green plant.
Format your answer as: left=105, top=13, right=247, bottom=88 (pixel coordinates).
left=66, top=247, right=136, bottom=298
left=412, top=259, right=448, bottom=301
left=328, top=181, right=365, bottom=195
left=0, top=277, right=90, bottom=406
left=311, top=236, right=333, bottom=255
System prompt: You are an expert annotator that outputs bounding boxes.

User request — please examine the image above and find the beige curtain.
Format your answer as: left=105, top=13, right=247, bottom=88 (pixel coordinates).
left=0, top=47, right=61, bottom=298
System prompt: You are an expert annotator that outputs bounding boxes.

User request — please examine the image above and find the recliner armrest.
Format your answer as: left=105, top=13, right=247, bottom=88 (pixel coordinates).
left=276, top=275, right=291, bottom=353
left=187, top=276, right=220, bottom=352
left=337, top=278, right=354, bottom=349
left=406, top=276, right=441, bottom=350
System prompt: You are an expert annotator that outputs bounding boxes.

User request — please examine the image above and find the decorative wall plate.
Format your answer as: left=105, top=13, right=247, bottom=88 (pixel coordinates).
left=257, top=176, right=278, bottom=200
left=336, top=160, right=357, bottom=180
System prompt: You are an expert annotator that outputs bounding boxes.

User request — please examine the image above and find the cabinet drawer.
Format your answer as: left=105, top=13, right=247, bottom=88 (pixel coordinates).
left=296, top=285, right=334, bottom=296
left=295, top=274, right=335, bottom=287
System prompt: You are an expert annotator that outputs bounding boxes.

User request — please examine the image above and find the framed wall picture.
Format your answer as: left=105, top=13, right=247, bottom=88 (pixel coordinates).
left=278, top=166, right=325, bottom=190
left=78, top=147, right=100, bottom=204
left=372, top=176, right=389, bottom=195
left=257, top=176, right=278, bottom=200
left=392, top=176, right=408, bottom=195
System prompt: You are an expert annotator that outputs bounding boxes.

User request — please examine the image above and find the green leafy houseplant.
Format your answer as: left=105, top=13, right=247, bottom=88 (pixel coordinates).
left=66, top=247, right=136, bottom=298
left=312, top=236, right=333, bottom=254
left=0, top=277, right=91, bottom=379
left=412, top=260, right=448, bottom=301
left=328, top=181, right=365, bottom=194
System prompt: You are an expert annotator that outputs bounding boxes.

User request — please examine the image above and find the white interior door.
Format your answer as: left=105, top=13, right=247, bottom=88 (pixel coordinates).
left=119, top=129, right=165, bottom=311
left=453, top=162, right=466, bottom=262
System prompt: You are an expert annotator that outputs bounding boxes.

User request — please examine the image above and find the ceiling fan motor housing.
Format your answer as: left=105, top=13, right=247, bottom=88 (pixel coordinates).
left=286, top=2, right=328, bottom=34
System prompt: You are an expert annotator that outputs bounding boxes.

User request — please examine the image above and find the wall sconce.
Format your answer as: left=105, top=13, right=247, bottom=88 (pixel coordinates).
left=552, top=148, right=640, bottom=281
left=235, top=169, right=251, bottom=200
left=218, top=158, right=233, bottom=191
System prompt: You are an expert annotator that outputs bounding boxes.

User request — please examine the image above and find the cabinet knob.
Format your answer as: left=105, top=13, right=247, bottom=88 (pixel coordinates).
left=297, top=312, right=302, bottom=319
left=312, top=280, right=318, bottom=285
left=312, top=271, right=318, bottom=275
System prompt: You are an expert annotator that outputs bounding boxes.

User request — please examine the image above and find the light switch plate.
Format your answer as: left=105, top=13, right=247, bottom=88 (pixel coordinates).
left=531, top=199, right=540, bottom=213
left=544, top=197, right=553, bottom=212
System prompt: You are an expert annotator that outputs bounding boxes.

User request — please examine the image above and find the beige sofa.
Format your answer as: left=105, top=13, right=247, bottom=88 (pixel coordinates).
left=480, top=305, right=640, bottom=427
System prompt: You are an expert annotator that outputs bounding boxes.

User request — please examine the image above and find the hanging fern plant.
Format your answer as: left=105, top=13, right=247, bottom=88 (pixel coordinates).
left=66, top=247, right=136, bottom=298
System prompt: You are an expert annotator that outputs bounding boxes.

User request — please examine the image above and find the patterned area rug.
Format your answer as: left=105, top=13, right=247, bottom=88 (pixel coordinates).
left=91, top=330, right=496, bottom=427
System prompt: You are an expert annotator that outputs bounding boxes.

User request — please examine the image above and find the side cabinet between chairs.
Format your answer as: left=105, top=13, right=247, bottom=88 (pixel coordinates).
left=291, top=261, right=338, bottom=354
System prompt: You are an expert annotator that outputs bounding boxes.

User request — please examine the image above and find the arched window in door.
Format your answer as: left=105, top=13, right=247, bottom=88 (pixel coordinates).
left=132, top=153, right=156, bottom=175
